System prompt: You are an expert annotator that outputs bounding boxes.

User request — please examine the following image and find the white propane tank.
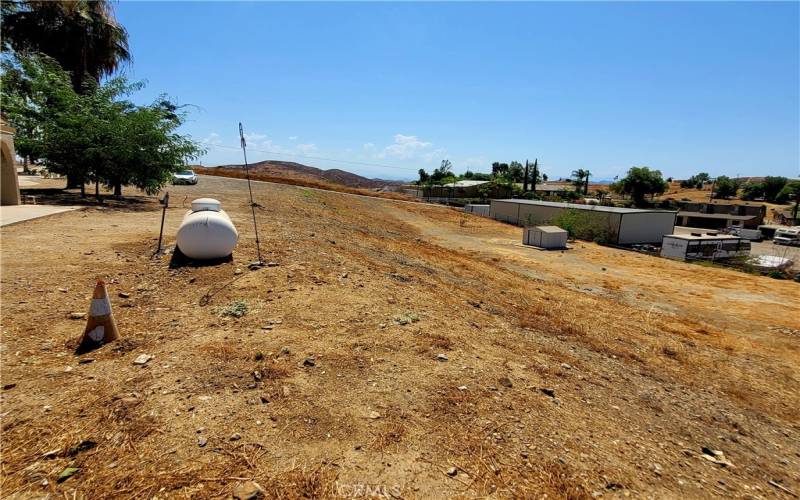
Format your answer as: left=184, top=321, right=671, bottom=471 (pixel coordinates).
left=176, top=198, right=238, bottom=259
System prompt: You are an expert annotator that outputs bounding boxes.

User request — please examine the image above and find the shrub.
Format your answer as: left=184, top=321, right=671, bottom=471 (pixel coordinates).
left=218, top=300, right=248, bottom=318
left=550, top=209, right=612, bottom=243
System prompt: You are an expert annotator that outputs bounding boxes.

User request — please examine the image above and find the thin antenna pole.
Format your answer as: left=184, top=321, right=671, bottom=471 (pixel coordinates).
left=239, top=122, right=263, bottom=265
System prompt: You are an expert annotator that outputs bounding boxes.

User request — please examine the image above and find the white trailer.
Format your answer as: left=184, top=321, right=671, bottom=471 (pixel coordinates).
left=523, top=226, right=568, bottom=249
left=661, top=233, right=750, bottom=261
left=774, top=227, right=800, bottom=246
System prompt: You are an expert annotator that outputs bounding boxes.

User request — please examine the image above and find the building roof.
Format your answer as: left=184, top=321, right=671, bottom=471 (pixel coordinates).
left=528, top=225, right=567, bottom=233
left=492, top=199, right=675, bottom=214
left=664, top=233, right=742, bottom=241
left=442, top=180, right=490, bottom=187
left=677, top=211, right=756, bottom=221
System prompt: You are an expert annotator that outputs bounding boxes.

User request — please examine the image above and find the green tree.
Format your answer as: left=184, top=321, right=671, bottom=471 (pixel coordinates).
left=1, top=55, right=203, bottom=200
left=507, top=161, right=525, bottom=183
left=680, top=172, right=710, bottom=189
left=430, top=159, right=454, bottom=183
left=417, top=169, right=429, bottom=184
left=762, top=176, right=788, bottom=202
left=611, top=166, right=668, bottom=206
left=2, top=0, right=131, bottom=188
left=776, top=180, right=800, bottom=207
left=491, top=162, right=509, bottom=176
left=712, top=176, right=739, bottom=199
left=740, top=182, right=765, bottom=200
left=571, top=169, right=590, bottom=194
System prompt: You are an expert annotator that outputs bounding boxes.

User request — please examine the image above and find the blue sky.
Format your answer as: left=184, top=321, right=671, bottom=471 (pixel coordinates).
left=115, top=1, right=799, bottom=181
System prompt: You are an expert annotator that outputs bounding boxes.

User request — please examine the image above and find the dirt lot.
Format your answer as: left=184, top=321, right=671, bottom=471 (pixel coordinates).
left=1, top=175, right=799, bottom=498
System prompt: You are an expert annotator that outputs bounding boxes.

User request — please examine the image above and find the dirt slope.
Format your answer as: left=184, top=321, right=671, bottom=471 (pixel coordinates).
left=210, top=160, right=403, bottom=189
left=1, top=175, right=798, bottom=498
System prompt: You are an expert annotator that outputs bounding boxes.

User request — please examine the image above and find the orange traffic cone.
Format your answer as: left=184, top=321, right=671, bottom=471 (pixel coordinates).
left=76, top=280, right=119, bottom=353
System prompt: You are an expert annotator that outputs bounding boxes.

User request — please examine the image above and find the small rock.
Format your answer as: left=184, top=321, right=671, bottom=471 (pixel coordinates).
left=540, top=388, right=556, bottom=398
left=233, top=481, right=265, bottom=500
left=43, top=405, right=52, bottom=412
left=133, top=354, right=152, bottom=365
left=230, top=433, right=242, bottom=441
left=266, top=262, right=279, bottom=267
left=234, top=268, right=243, bottom=275
left=368, top=411, right=381, bottom=419
left=435, top=354, right=449, bottom=361
left=68, top=312, right=86, bottom=320
left=458, top=386, right=468, bottom=391
left=282, top=386, right=290, bottom=397
left=560, top=363, right=572, bottom=370
left=499, top=377, right=513, bottom=388
left=198, top=436, right=207, bottom=447
left=42, top=448, right=60, bottom=459
left=58, top=288, right=68, bottom=293
left=78, top=358, right=94, bottom=365
left=118, top=292, right=130, bottom=298
left=447, top=467, right=458, bottom=477
left=302, top=358, right=316, bottom=367
left=280, top=346, right=291, bottom=355
left=2, top=383, right=16, bottom=390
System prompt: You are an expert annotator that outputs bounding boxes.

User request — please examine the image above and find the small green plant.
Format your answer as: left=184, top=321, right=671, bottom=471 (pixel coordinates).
left=393, top=312, right=420, bottom=325
left=218, top=300, right=248, bottom=318
left=768, top=271, right=788, bottom=280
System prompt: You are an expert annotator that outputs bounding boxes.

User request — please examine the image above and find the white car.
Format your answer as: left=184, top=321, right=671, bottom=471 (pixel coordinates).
left=172, top=169, right=198, bottom=185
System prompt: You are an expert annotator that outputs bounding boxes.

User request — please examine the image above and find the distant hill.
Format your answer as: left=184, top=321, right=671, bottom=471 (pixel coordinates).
left=206, top=160, right=403, bottom=189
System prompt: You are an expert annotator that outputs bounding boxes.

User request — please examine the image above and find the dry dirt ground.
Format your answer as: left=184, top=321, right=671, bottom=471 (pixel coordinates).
left=1, top=175, right=799, bottom=499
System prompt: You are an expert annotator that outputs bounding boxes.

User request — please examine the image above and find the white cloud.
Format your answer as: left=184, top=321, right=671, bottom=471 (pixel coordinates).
left=289, top=136, right=298, bottom=141
left=379, top=134, right=433, bottom=159
left=297, top=143, right=318, bottom=155
left=201, top=132, right=222, bottom=146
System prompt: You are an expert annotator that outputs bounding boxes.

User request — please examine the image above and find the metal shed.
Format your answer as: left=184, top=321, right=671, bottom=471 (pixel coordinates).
left=490, top=199, right=676, bottom=245
left=523, top=226, right=568, bottom=249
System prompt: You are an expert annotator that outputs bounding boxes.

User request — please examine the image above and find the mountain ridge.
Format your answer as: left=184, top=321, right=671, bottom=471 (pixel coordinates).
left=206, top=160, right=404, bottom=189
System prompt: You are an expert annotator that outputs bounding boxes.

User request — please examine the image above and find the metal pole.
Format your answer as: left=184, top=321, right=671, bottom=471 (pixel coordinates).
left=239, top=123, right=264, bottom=266
left=155, top=192, right=169, bottom=256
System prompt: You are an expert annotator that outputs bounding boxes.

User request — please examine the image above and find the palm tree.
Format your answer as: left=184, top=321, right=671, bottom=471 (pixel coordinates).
left=3, top=0, right=130, bottom=188
left=2, top=0, right=130, bottom=93
left=571, top=169, right=590, bottom=195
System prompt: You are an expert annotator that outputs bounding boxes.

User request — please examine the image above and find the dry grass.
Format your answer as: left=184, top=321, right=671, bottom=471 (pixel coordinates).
left=1, top=174, right=798, bottom=498
left=196, top=167, right=415, bottom=202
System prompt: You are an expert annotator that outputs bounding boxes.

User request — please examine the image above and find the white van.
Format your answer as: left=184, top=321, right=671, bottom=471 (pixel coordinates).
left=773, top=227, right=800, bottom=246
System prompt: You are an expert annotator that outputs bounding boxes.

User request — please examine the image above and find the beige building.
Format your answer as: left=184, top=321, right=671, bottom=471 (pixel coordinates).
left=1, top=118, right=20, bottom=206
